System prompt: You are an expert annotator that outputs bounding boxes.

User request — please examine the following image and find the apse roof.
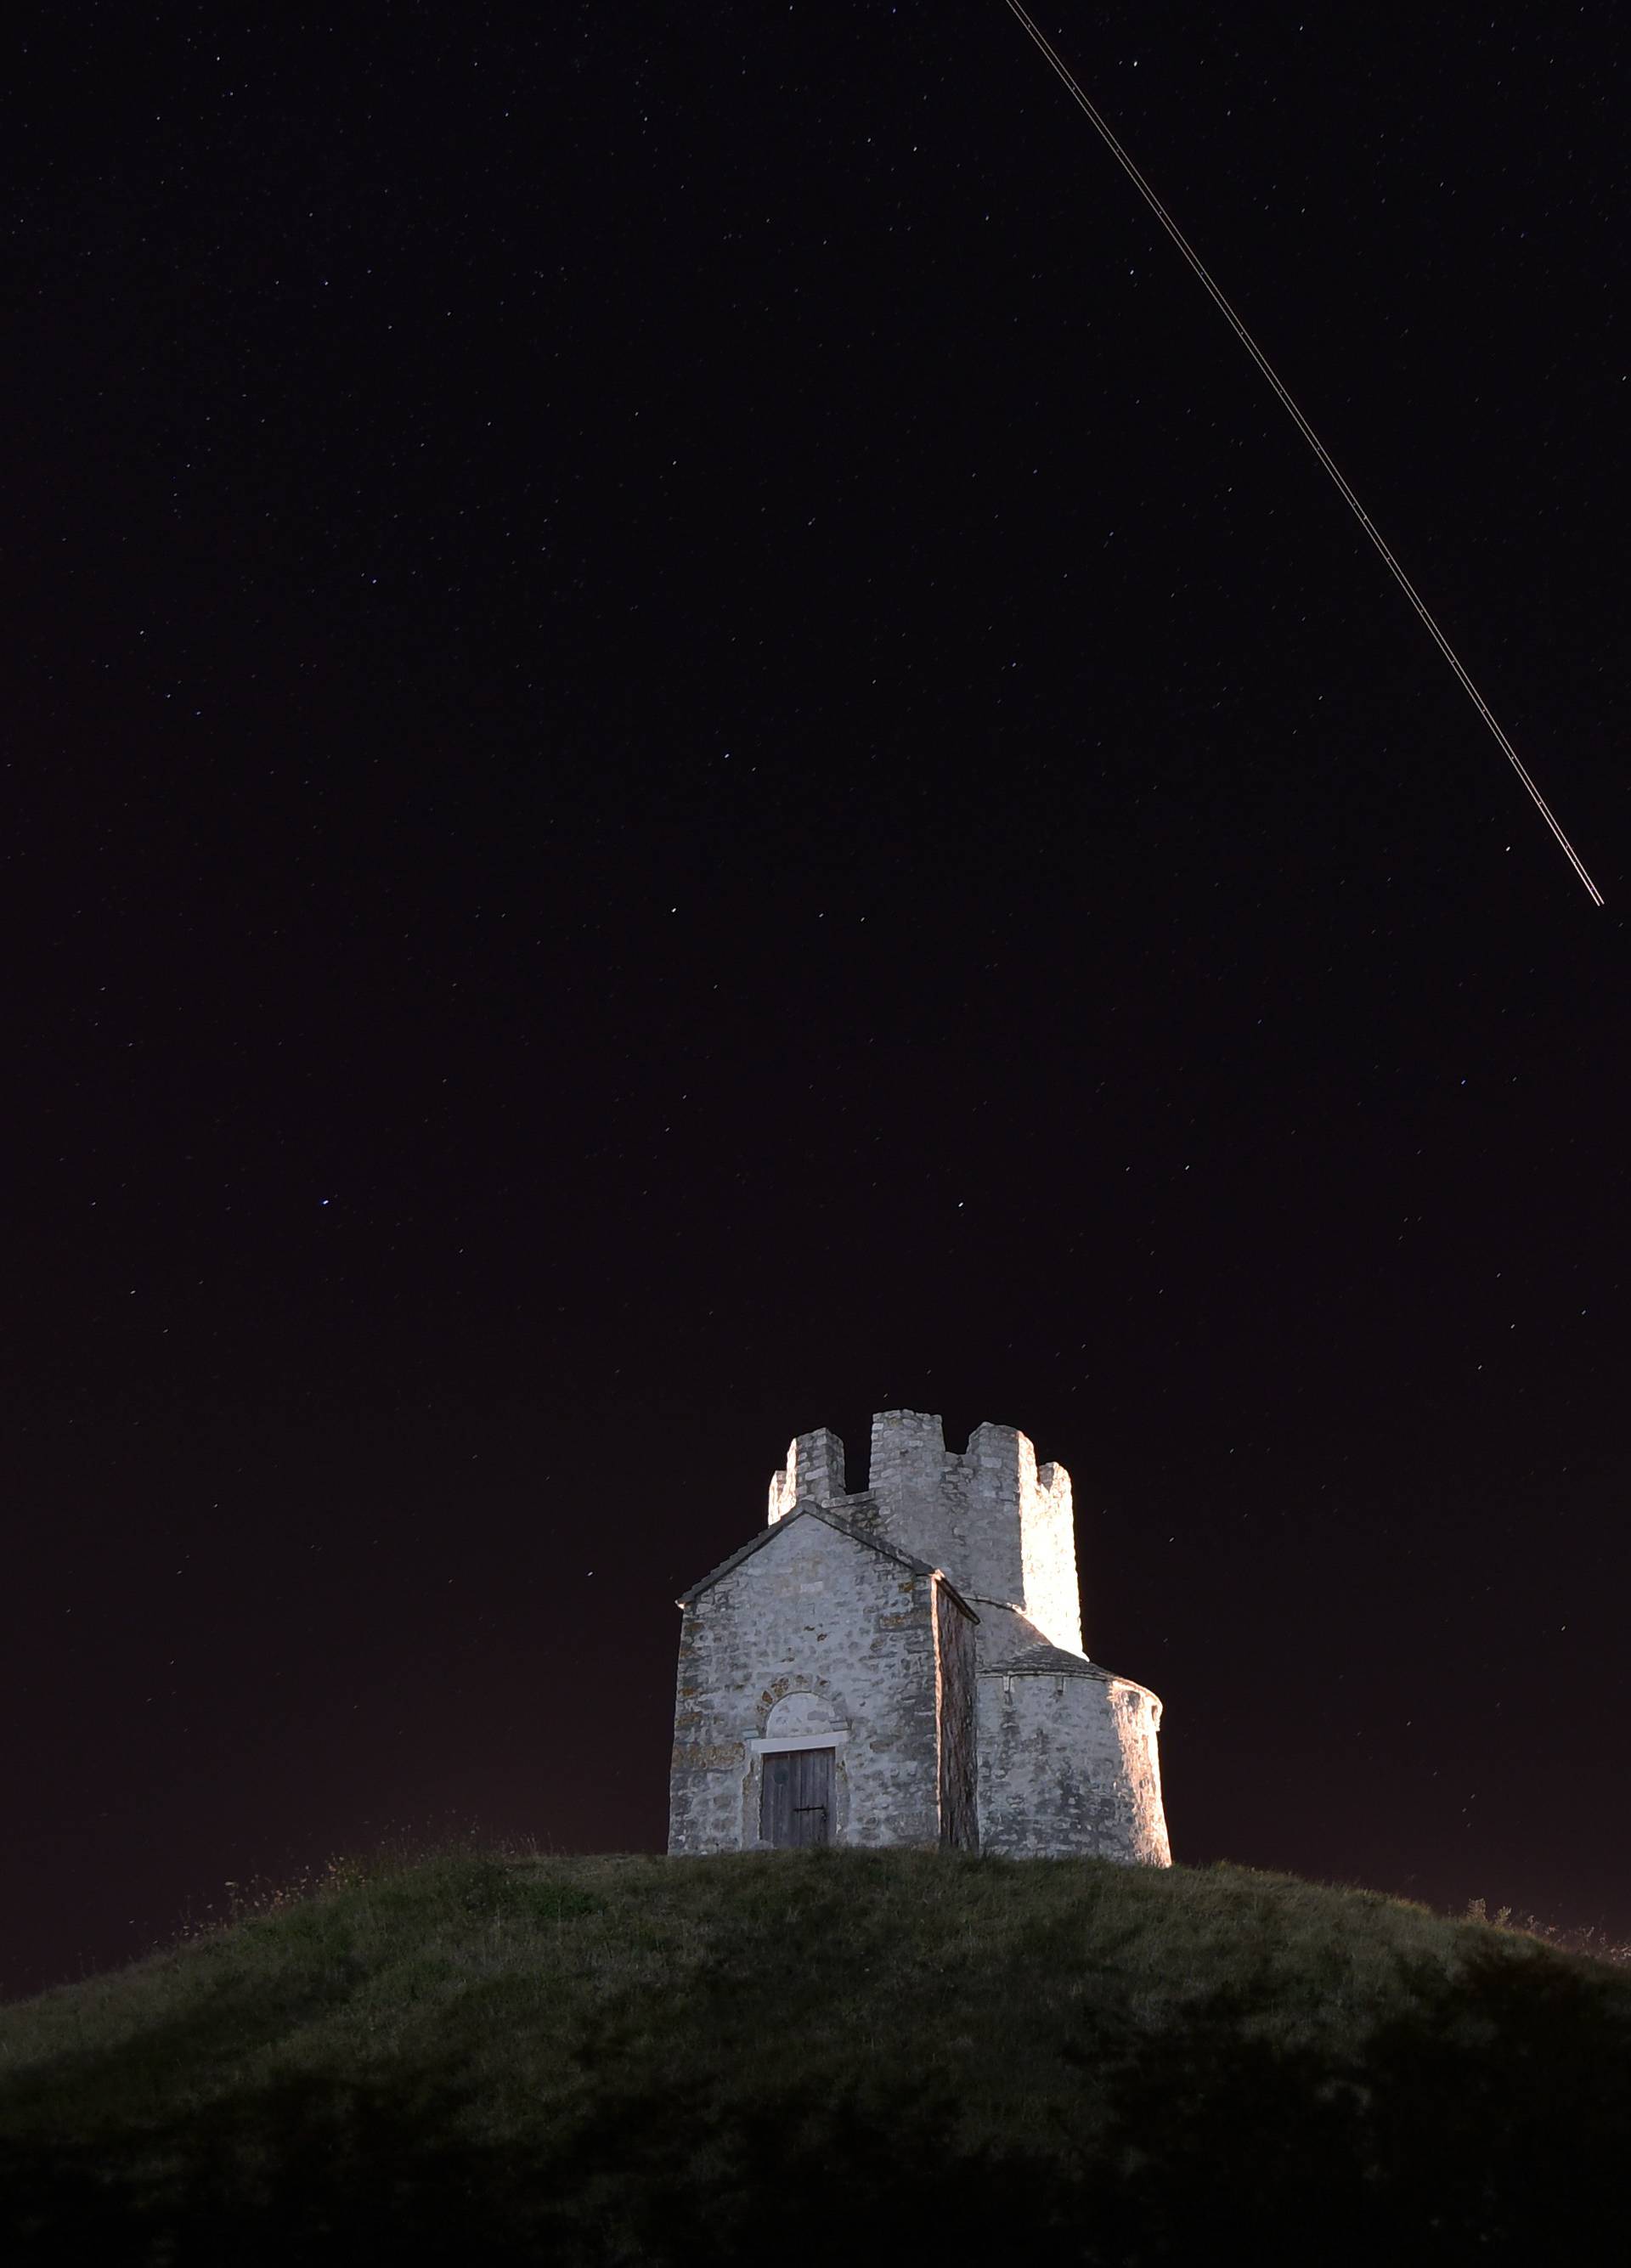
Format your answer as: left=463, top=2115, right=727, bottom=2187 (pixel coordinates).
left=981, top=1639, right=1159, bottom=1697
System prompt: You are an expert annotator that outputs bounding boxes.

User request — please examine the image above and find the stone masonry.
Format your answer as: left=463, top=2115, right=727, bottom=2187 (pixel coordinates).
left=669, top=1410, right=1171, bottom=1864
left=668, top=1504, right=979, bottom=1854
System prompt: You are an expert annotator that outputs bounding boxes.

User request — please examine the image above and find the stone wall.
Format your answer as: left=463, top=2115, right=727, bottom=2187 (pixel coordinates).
left=934, top=1577, right=979, bottom=1851
left=976, top=1670, right=1171, bottom=1863
left=669, top=1511, right=947, bottom=1854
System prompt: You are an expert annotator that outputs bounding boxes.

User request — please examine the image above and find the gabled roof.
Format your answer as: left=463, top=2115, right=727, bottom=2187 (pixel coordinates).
left=677, top=1504, right=978, bottom=1620
left=980, top=1637, right=1160, bottom=1700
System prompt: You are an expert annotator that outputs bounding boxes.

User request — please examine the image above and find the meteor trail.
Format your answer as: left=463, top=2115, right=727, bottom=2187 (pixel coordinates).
left=1002, top=1, right=1605, bottom=906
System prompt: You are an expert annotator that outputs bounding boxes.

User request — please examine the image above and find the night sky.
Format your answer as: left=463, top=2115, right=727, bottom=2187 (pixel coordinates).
left=7, top=3, right=1627, bottom=2000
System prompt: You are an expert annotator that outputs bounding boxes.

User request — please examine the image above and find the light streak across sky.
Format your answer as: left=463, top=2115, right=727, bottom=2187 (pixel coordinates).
left=1002, top=1, right=1605, bottom=906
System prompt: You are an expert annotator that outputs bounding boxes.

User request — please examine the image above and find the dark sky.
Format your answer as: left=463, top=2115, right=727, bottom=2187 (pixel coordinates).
left=6, top=2, right=1627, bottom=1999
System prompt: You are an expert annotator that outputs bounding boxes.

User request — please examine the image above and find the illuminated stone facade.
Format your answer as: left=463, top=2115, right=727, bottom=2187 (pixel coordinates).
left=668, top=1410, right=1171, bottom=1865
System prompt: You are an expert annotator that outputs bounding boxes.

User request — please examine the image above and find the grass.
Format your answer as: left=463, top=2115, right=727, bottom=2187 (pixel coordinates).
left=3, top=1844, right=1630, bottom=2263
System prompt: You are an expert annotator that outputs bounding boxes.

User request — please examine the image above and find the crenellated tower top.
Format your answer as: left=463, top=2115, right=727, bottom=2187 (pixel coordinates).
left=766, top=1409, right=1083, bottom=1654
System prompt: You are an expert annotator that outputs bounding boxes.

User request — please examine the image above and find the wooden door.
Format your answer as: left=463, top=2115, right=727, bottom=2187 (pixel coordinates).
left=760, top=1747, right=834, bottom=1847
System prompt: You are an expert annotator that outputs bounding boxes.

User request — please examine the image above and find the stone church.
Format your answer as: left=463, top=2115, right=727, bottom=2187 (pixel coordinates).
left=668, top=1410, right=1171, bottom=1863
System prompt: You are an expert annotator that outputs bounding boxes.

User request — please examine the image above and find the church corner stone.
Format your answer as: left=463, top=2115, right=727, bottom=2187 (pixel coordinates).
left=667, top=1409, right=1171, bottom=1865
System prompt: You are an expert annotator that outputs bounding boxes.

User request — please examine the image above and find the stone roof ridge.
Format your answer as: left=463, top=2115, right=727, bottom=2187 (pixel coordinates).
left=677, top=1504, right=979, bottom=1619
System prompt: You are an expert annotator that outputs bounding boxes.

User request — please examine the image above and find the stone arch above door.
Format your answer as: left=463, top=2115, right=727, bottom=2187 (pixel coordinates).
left=765, top=1690, right=839, bottom=1739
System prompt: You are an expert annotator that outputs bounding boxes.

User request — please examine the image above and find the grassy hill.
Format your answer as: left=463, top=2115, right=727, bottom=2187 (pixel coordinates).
left=3, top=1846, right=1629, bottom=2264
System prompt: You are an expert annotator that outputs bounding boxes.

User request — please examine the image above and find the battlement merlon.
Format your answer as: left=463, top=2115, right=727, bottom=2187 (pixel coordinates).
left=958, top=1419, right=1082, bottom=1655
left=767, top=1427, right=848, bottom=1522
left=1015, top=1445, right=1082, bottom=1657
